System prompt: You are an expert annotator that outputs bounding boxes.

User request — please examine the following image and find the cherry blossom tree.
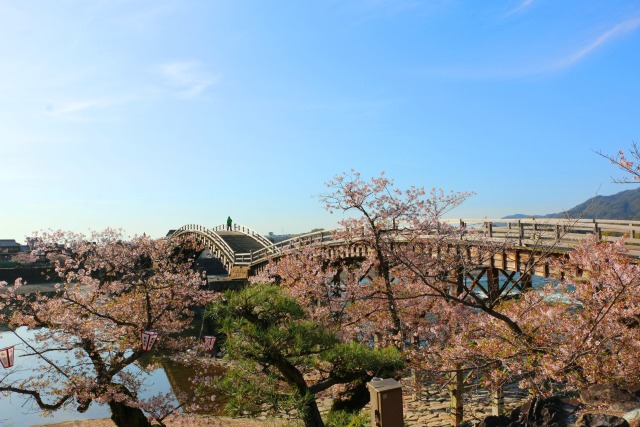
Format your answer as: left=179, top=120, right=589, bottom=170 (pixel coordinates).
left=318, top=170, right=476, bottom=342
left=256, top=172, right=511, bottom=347
left=253, top=171, right=490, bottom=424
left=0, top=229, right=215, bottom=427
left=256, top=169, right=640, bottom=423
left=432, top=236, right=640, bottom=395
left=596, top=142, right=640, bottom=183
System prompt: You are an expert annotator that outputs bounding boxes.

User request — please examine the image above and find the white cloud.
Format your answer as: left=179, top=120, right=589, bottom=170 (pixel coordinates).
left=552, top=17, right=640, bottom=70
left=46, top=95, right=137, bottom=121
left=157, top=61, right=220, bottom=99
left=420, top=15, right=640, bottom=80
left=504, top=0, right=535, bottom=18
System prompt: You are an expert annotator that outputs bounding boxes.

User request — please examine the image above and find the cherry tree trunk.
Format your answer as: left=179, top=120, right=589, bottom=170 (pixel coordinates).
left=276, top=359, right=325, bottom=427
left=301, top=399, right=325, bottom=427
left=109, top=401, right=153, bottom=427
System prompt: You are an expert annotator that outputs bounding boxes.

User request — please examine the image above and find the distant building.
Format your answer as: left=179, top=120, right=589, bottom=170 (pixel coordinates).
left=0, top=240, right=21, bottom=261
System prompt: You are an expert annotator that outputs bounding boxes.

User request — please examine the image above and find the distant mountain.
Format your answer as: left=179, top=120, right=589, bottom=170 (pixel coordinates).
left=502, top=213, right=544, bottom=219
left=504, top=188, right=640, bottom=220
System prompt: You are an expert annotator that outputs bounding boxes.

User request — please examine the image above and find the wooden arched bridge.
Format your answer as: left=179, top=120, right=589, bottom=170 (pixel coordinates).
left=168, top=218, right=640, bottom=279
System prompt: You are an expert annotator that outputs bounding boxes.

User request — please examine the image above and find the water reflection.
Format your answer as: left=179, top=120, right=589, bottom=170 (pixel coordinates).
left=0, top=328, right=225, bottom=427
left=161, top=359, right=226, bottom=414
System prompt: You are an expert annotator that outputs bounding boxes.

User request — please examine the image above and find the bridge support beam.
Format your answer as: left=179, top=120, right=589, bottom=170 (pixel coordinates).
left=448, top=261, right=466, bottom=426
left=520, top=273, right=532, bottom=291
left=487, top=258, right=500, bottom=303
left=230, top=265, right=249, bottom=279
left=450, top=265, right=465, bottom=297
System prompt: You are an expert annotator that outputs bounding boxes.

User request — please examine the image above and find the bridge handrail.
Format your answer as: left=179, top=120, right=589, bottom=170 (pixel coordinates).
left=171, top=224, right=237, bottom=268
left=249, top=218, right=640, bottom=265
left=273, top=229, right=338, bottom=248
left=446, top=217, right=640, bottom=257
left=172, top=217, right=640, bottom=272
left=210, top=223, right=276, bottom=249
left=446, top=217, right=640, bottom=227
left=449, top=217, right=640, bottom=233
left=249, top=229, right=339, bottom=265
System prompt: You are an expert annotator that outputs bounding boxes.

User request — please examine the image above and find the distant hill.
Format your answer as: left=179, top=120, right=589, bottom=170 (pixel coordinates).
left=504, top=188, right=640, bottom=220
left=502, top=213, right=544, bottom=219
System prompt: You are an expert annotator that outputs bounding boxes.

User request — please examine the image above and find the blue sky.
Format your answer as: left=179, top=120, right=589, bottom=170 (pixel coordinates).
left=2, top=1, right=639, bottom=242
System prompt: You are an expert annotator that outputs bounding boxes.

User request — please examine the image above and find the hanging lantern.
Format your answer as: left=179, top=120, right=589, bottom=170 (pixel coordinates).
left=140, top=331, right=158, bottom=352
left=0, top=346, right=15, bottom=368
left=203, top=335, right=216, bottom=352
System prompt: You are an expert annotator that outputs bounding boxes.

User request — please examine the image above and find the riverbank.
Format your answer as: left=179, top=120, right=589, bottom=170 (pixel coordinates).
left=33, top=377, right=530, bottom=427
left=36, top=415, right=288, bottom=427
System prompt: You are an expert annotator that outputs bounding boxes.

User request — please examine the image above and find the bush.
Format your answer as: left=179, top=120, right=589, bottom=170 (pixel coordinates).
left=325, top=410, right=368, bottom=427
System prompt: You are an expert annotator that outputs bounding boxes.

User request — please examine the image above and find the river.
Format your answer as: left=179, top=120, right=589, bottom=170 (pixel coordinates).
left=0, top=327, right=225, bottom=427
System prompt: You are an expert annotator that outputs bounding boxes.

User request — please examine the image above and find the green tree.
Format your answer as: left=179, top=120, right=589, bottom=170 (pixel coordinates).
left=208, top=284, right=403, bottom=427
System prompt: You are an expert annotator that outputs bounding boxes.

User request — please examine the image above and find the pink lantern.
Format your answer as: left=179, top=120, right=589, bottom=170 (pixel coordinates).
left=141, top=331, right=158, bottom=352
left=203, top=335, right=216, bottom=352
left=0, top=346, right=15, bottom=368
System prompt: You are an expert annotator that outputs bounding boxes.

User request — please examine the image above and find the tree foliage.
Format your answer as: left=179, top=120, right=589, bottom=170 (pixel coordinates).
left=596, top=142, right=640, bottom=183
left=254, top=171, right=484, bottom=346
left=256, top=170, right=640, bottom=400
left=0, top=229, right=215, bottom=427
left=208, top=283, right=403, bottom=427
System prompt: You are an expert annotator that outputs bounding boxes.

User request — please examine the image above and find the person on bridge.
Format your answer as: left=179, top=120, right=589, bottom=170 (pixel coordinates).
left=226, top=216, right=233, bottom=231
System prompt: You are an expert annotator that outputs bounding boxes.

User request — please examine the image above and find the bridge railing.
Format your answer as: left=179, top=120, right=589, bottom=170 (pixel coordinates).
left=247, top=218, right=640, bottom=266
left=249, top=229, right=338, bottom=265
left=211, top=223, right=275, bottom=249
left=173, top=218, right=640, bottom=272
left=452, top=218, right=640, bottom=257
left=171, top=224, right=237, bottom=270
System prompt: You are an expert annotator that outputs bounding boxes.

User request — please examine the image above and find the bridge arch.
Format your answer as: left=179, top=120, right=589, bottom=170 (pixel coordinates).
left=169, top=223, right=278, bottom=276
left=170, top=225, right=237, bottom=273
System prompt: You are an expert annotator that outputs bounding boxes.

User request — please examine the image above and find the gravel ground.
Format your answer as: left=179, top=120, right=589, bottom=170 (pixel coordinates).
left=35, top=415, right=291, bottom=427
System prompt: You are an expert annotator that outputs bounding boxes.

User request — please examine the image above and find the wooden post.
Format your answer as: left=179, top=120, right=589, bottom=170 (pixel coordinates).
left=411, top=369, right=422, bottom=400
left=518, top=220, right=523, bottom=246
left=491, top=386, right=505, bottom=416
left=411, top=333, right=422, bottom=401
left=449, top=364, right=464, bottom=426
left=448, top=263, right=465, bottom=426
left=520, top=272, right=532, bottom=291
left=373, top=332, right=382, bottom=349
left=487, top=259, right=500, bottom=303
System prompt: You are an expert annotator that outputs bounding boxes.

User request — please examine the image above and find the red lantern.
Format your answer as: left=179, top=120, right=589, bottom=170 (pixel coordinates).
left=141, top=331, right=158, bottom=352
left=203, top=335, right=216, bottom=351
left=0, top=346, right=15, bottom=368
